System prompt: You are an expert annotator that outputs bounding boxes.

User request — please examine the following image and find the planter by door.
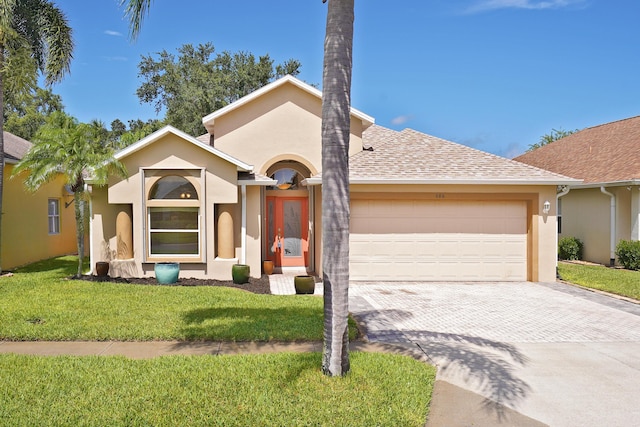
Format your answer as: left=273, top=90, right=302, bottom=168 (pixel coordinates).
left=232, top=264, right=250, bottom=284
left=294, top=275, right=315, bottom=294
left=263, top=260, right=274, bottom=275
left=155, top=262, right=180, bottom=284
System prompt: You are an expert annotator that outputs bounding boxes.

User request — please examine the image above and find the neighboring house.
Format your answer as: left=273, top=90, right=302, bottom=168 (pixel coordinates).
left=89, top=75, right=577, bottom=282
left=515, top=116, right=640, bottom=266
left=3, top=131, right=78, bottom=270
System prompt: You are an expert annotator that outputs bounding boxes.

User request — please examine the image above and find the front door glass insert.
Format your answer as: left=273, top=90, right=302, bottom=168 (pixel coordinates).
left=283, top=200, right=302, bottom=257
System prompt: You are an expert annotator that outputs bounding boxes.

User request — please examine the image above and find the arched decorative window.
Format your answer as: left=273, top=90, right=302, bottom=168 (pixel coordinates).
left=145, top=172, right=202, bottom=260
left=269, top=168, right=304, bottom=190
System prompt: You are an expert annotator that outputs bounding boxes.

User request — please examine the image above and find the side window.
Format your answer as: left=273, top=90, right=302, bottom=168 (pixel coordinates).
left=48, top=199, right=61, bottom=235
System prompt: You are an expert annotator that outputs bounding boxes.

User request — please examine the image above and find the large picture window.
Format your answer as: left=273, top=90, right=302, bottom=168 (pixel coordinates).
left=145, top=173, right=202, bottom=260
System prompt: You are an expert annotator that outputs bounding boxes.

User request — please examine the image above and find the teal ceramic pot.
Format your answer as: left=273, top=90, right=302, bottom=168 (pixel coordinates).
left=155, top=262, right=180, bottom=284
left=232, top=264, right=250, bottom=284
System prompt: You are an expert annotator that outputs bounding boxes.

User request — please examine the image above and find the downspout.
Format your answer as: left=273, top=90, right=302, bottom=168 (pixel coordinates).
left=600, top=186, right=616, bottom=266
left=556, top=186, right=571, bottom=278
left=241, top=183, right=247, bottom=265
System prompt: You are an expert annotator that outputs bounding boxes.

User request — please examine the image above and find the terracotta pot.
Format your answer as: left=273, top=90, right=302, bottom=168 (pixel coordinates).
left=232, top=264, right=250, bottom=284
left=263, top=260, right=274, bottom=275
left=294, top=275, right=315, bottom=294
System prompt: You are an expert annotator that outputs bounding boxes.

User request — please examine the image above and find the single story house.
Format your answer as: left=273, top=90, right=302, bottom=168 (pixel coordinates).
left=3, top=131, right=78, bottom=269
left=514, top=116, right=640, bottom=266
left=89, top=75, right=577, bottom=282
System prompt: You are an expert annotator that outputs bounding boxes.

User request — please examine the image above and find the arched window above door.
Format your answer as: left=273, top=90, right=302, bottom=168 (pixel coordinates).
left=269, top=168, right=304, bottom=190
left=149, top=175, right=198, bottom=200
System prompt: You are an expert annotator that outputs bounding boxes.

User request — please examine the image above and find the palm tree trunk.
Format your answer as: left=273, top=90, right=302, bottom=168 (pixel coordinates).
left=74, top=194, right=85, bottom=277
left=0, top=44, right=5, bottom=273
left=321, top=0, right=354, bottom=377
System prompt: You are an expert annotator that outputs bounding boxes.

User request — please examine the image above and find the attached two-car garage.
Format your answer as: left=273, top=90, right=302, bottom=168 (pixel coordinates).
left=349, top=198, right=528, bottom=281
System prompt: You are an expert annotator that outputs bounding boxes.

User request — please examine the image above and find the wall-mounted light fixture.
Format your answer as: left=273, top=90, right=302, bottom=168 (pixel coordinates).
left=543, top=200, right=551, bottom=214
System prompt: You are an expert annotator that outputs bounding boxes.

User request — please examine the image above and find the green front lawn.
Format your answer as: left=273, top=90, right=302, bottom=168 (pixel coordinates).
left=0, top=352, right=436, bottom=427
left=0, top=256, right=354, bottom=341
left=558, top=261, right=640, bottom=300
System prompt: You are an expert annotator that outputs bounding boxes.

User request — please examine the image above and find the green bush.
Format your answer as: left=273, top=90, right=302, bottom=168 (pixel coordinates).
left=558, top=236, right=583, bottom=260
left=615, top=240, right=640, bottom=270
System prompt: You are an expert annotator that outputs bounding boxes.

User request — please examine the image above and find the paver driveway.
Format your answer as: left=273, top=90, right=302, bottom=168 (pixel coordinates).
left=349, top=281, right=640, bottom=427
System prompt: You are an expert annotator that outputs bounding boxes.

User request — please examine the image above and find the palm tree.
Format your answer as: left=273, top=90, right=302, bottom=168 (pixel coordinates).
left=0, top=0, right=74, bottom=271
left=12, top=112, right=127, bottom=277
left=120, top=0, right=355, bottom=376
left=320, top=0, right=353, bottom=376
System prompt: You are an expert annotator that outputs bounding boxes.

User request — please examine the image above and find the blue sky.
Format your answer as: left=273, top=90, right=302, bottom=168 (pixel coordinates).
left=51, top=0, right=640, bottom=158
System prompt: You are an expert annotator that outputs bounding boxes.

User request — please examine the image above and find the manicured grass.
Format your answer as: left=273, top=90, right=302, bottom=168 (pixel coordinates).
left=0, top=256, right=355, bottom=341
left=0, top=352, right=436, bottom=427
left=558, top=261, right=640, bottom=300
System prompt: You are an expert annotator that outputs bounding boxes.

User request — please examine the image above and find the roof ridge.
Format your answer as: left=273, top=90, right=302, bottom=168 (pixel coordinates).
left=581, top=114, right=640, bottom=132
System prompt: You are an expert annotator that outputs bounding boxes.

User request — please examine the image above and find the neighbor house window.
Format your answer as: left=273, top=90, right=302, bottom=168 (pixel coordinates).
left=48, top=199, right=60, bottom=235
left=146, top=174, right=202, bottom=260
left=557, top=198, right=562, bottom=234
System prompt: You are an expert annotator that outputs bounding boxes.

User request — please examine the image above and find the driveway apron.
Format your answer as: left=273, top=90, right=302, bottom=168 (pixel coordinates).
left=349, top=281, right=640, bottom=427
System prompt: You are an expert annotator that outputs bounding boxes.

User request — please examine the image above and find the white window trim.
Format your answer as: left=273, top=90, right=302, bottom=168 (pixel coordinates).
left=48, top=198, right=61, bottom=235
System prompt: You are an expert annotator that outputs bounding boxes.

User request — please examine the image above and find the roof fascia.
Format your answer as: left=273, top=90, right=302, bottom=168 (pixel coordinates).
left=201, top=75, right=375, bottom=133
left=569, top=179, right=640, bottom=189
left=305, top=178, right=582, bottom=186
left=115, top=125, right=253, bottom=172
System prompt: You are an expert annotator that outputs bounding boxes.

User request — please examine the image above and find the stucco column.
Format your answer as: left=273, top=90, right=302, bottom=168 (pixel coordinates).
left=217, top=205, right=235, bottom=259
left=115, top=209, right=134, bottom=259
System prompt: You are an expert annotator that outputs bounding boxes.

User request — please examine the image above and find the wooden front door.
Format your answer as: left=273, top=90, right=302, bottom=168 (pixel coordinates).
left=266, top=196, right=308, bottom=267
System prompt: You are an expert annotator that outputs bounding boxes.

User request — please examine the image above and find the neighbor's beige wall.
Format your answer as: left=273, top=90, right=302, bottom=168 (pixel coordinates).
left=212, top=82, right=364, bottom=175
left=3, top=164, right=78, bottom=269
left=560, top=187, right=633, bottom=265
left=92, top=133, right=240, bottom=279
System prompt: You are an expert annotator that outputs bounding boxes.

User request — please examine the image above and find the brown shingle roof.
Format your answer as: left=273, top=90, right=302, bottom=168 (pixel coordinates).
left=3, top=131, right=32, bottom=162
left=513, top=116, right=640, bottom=184
left=346, top=125, right=576, bottom=184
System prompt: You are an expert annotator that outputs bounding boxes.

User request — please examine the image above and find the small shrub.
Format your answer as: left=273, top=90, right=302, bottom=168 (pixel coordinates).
left=558, top=237, right=583, bottom=261
left=615, top=240, right=640, bottom=270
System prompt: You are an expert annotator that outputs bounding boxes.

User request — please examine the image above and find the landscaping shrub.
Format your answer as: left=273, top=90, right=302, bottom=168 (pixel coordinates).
left=558, top=236, right=583, bottom=261
left=615, top=240, right=640, bottom=270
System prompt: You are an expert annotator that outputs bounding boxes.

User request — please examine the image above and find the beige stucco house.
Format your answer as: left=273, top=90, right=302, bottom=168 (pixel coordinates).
left=515, top=116, right=640, bottom=266
left=3, top=131, right=78, bottom=269
left=89, top=75, right=577, bottom=282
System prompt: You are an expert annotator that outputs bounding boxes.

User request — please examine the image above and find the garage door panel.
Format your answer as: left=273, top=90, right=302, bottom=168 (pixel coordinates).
left=350, top=199, right=528, bottom=281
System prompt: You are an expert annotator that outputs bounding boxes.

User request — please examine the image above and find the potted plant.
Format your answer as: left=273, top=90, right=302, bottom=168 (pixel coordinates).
left=232, top=263, right=250, bottom=284
left=263, top=260, right=274, bottom=275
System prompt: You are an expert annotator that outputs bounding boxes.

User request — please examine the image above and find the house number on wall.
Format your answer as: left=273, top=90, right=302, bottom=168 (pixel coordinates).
left=435, top=193, right=445, bottom=199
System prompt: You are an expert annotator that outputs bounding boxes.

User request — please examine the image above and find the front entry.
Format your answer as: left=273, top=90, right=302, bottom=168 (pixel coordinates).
left=266, top=196, right=309, bottom=267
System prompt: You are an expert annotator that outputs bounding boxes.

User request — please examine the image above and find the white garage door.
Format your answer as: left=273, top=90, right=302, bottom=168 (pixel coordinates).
left=350, top=199, right=527, bottom=281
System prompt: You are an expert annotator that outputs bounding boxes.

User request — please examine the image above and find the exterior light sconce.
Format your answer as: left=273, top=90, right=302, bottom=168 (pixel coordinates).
left=543, top=200, right=551, bottom=214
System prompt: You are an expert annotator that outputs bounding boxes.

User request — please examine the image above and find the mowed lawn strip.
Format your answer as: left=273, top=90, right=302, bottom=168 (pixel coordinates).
left=558, top=261, right=640, bottom=300
left=0, top=351, right=435, bottom=427
left=0, top=256, right=355, bottom=341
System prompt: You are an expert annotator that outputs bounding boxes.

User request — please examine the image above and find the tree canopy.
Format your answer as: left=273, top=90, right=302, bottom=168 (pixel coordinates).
left=136, top=42, right=301, bottom=136
left=528, top=128, right=578, bottom=151
left=4, top=86, right=65, bottom=140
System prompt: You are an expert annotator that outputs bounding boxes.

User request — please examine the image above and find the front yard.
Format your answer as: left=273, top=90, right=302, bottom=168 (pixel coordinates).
left=0, top=256, right=435, bottom=426
left=558, top=261, right=640, bottom=300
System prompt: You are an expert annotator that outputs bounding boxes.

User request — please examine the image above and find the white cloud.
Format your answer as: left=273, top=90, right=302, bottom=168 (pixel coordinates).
left=465, top=0, right=588, bottom=13
left=103, top=56, right=128, bottom=62
left=391, top=115, right=413, bottom=126
left=104, top=30, right=123, bottom=37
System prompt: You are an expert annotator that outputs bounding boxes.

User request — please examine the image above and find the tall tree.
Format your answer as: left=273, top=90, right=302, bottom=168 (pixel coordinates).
left=4, top=86, right=65, bottom=140
left=0, top=0, right=73, bottom=271
left=121, top=0, right=355, bottom=376
left=527, top=127, right=578, bottom=151
left=137, top=42, right=301, bottom=136
left=12, top=112, right=127, bottom=277
left=320, top=0, right=353, bottom=377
